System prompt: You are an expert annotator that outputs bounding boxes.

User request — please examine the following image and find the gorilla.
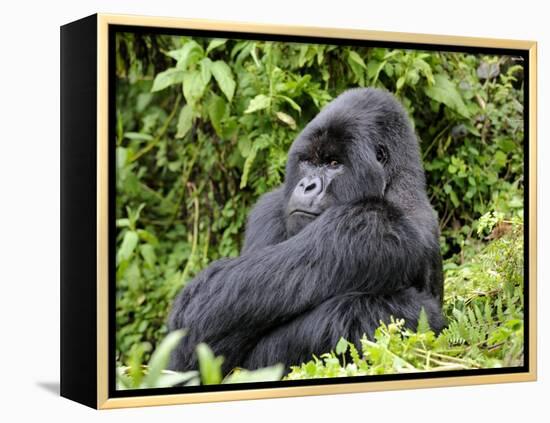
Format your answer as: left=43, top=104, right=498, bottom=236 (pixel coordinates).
left=168, top=88, right=445, bottom=373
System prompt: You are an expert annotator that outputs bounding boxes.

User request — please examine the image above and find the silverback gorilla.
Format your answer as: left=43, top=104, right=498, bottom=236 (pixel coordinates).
left=168, top=88, right=445, bottom=373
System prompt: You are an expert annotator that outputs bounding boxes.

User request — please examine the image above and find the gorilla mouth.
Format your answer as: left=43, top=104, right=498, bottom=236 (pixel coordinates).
left=289, top=209, right=320, bottom=218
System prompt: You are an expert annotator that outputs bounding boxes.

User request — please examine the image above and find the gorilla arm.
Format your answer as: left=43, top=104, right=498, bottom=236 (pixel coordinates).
left=168, top=199, right=438, bottom=371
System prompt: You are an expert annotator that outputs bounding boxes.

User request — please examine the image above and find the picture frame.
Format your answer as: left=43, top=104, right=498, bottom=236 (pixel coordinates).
left=60, top=13, right=537, bottom=409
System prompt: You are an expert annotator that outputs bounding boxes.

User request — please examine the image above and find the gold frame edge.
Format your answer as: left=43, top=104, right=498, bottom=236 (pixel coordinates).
left=95, top=13, right=538, bottom=409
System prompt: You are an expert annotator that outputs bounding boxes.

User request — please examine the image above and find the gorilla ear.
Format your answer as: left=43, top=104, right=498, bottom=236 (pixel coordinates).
left=375, top=145, right=389, bottom=165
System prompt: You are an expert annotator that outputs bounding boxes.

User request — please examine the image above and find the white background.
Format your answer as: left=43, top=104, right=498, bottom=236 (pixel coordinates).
left=0, top=0, right=547, bottom=421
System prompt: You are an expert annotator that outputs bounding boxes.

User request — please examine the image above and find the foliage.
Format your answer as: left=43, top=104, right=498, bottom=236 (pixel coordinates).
left=117, top=335, right=284, bottom=388
left=114, top=32, right=525, bottom=371
left=117, top=330, right=200, bottom=389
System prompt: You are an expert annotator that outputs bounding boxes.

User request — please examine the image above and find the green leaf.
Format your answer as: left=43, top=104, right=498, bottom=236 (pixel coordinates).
left=136, top=229, right=159, bottom=246
left=497, top=138, right=516, bottom=153
left=151, top=68, right=185, bottom=92
left=176, top=104, right=194, bottom=139
left=425, top=74, right=470, bottom=118
left=477, top=61, right=500, bottom=80
left=407, top=69, right=420, bottom=85
left=124, top=132, right=154, bottom=141
left=348, top=50, right=367, bottom=69
left=367, top=60, right=381, bottom=79
left=245, top=94, right=270, bottom=114
left=240, top=145, right=258, bottom=188
left=207, top=94, right=227, bottom=137
left=224, top=364, right=284, bottom=384
left=221, top=119, right=238, bottom=140
left=140, top=244, right=156, bottom=267
left=494, top=151, right=508, bottom=168
left=116, top=147, right=128, bottom=170
left=449, top=190, right=459, bottom=207
left=276, top=111, right=296, bottom=129
left=276, top=95, right=302, bottom=113
left=206, top=39, right=227, bottom=55
left=153, top=371, right=199, bottom=388
left=116, top=218, right=130, bottom=228
left=117, top=231, right=139, bottom=264
left=396, top=76, right=406, bottom=90
left=335, top=337, right=349, bottom=355
left=238, top=137, right=252, bottom=157
left=417, top=307, right=431, bottom=333
left=347, top=51, right=367, bottom=84
left=367, top=60, right=386, bottom=84
left=200, top=57, right=213, bottom=86
left=182, top=70, right=207, bottom=105
left=167, top=40, right=204, bottom=69
left=136, top=93, right=153, bottom=113
left=143, top=330, right=185, bottom=388
left=413, top=57, right=434, bottom=84
left=211, top=60, right=236, bottom=102
left=116, top=367, right=134, bottom=390
left=196, top=343, right=224, bottom=385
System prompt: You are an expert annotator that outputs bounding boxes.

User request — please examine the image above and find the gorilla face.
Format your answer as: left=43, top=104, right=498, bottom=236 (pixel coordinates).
left=285, top=158, right=345, bottom=237
left=284, top=89, right=398, bottom=236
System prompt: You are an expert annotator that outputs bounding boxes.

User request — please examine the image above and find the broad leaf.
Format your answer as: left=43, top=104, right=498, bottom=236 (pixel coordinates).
left=335, top=337, right=349, bottom=355
left=123, top=132, right=153, bottom=141
left=117, top=231, right=139, bottom=264
left=182, top=70, right=207, bottom=105
left=196, top=343, right=224, bottom=385
left=276, top=94, right=301, bottom=112
left=211, top=60, right=236, bottom=102
left=240, top=145, right=258, bottom=188
left=143, top=330, right=186, bottom=388
left=417, top=307, right=431, bottom=334
left=425, top=74, right=470, bottom=118
left=153, top=371, right=199, bottom=388
left=477, top=61, right=500, bottom=80
left=151, top=68, right=185, bottom=92
left=207, top=94, right=227, bottom=137
left=348, top=50, right=367, bottom=68
left=206, top=39, right=227, bottom=55
left=276, top=111, right=296, bottom=129
left=139, top=244, right=156, bottom=268
left=224, top=364, right=284, bottom=384
left=245, top=94, right=270, bottom=114
left=167, top=40, right=204, bottom=69
left=200, top=57, right=213, bottom=86
left=176, top=104, right=194, bottom=139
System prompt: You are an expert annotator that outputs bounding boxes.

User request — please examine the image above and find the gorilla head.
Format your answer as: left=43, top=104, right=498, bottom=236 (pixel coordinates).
left=284, top=88, right=426, bottom=236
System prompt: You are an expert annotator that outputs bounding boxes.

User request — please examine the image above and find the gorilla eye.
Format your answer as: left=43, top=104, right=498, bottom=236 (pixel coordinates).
left=375, top=145, right=388, bottom=165
left=329, top=160, right=340, bottom=167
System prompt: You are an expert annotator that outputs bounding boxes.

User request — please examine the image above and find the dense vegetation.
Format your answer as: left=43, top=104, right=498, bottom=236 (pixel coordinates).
left=114, top=32, right=525, bottom=386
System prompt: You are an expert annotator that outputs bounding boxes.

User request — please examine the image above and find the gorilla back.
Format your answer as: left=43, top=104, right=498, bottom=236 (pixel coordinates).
left=168, top=88, right=445, bottom=373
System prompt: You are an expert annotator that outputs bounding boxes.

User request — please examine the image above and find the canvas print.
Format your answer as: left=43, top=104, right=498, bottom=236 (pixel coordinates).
left=113, top=30, right=526, bottom=391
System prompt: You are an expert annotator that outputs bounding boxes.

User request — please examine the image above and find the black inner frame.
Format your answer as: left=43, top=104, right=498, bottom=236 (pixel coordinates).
left=108, top=24, right=531, bottom=399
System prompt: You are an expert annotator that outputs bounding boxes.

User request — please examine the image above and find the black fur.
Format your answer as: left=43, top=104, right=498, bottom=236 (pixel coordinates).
left=168, top=88, right=445, bottom=373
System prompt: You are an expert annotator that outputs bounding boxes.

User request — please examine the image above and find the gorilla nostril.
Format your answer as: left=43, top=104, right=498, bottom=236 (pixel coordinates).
left=305, top=182, right=317, bottom=192
left=296, top=176, right=323, bottom=198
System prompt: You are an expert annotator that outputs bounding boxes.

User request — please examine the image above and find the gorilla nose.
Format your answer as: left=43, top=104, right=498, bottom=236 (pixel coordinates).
left=298, top=176, right=323, bottom=198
